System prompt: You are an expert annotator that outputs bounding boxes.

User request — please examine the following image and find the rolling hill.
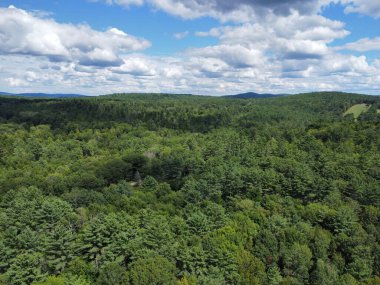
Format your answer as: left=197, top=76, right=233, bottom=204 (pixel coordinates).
left=223, top=92, right=287, bottom=99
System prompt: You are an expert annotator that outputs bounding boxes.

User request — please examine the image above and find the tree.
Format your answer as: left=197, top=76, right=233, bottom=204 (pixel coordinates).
left=347, top=246, right=374, bottom=281
left=267, top=264, right=282, bottom=285
left=5, top=253, right=46, bottom=285
left=311, top=227, right=332, bottom=260
left=310, top=259, right=339, bottom=285
left=282, top=243, right=313, bottom=283
left=127, top=255, right=177, bottom=285
left=97, top=263, right=128, bottom=285
left=142, top=176, right=158, bottom=191
left=98, top=158, right=131, bottom=184
left=236, top=250, right=265, bottom=285
left=33, top=276, right=65, bottom=285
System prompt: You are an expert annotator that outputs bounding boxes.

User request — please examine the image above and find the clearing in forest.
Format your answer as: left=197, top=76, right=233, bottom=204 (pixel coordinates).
left=343, top=103, right=371, bottom=119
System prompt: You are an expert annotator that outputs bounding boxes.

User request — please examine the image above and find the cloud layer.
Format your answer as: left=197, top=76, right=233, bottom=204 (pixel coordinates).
left=0, top=3, right=380, bottom=95
left=101, top=0, right=380, bottom=20
left=101, top=0, right=320, bottom=21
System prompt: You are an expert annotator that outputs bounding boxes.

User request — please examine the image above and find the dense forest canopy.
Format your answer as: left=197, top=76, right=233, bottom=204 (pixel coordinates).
left=0, top=92, right=379, bottom=284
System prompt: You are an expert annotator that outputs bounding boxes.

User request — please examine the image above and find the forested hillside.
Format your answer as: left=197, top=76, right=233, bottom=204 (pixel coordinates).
left=0, top=92, right=379, bottom=285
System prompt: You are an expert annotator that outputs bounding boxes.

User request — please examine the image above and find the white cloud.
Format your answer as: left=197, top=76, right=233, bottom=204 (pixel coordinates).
left=0, top=6, right=150, bottom=67
left=327, top=54, right=373, bottom=74
left=106, top=0, right=144, bottom=5
left=96, top=0, right=380, bottom=21
left=2, top=51, right=379, bottom=95
left=112, top=56, right=157, bottom=76
left=173, top=31, right=189, bottom=40
left=191, top=11, right=349, bottom=68
left=338, top=37, right=380, bottom=52
left=188, top=45, right=265, bottom=68
left=341, top=0, right=380, bottom=18
left=190, top=58, right=229, bottom=78
left=195, top=28, right=221, bottom=38
left=5, top=77, right=30, bottom=87
left=96, top=0, right=322, bottom=21
left=281, top=54, right=374, bottom=77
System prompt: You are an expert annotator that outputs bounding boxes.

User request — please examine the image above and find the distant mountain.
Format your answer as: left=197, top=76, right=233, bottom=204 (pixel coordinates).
left=224, top=92, right=288, bottom=99
left=0, top=92, right=88, bottom=98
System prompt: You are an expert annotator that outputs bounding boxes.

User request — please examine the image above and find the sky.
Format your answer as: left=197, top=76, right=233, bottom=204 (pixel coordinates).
left=0, top=0, right=380, bottom=95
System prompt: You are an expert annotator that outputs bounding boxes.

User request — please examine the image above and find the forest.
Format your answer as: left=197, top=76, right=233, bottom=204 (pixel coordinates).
left=0, top=92, right=379, bottom=285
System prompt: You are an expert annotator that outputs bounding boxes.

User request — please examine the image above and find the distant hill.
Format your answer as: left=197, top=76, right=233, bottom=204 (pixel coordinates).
left=0, top=92, right=88, bottom=98
left=223, top=92, right=288, bottom=99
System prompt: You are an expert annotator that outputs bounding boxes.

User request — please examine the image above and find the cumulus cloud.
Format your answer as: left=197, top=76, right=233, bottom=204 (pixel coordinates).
left=195, top=28, right=222, bottom=38
left=97, top=0, right=321, bottom=21
left=0, top=6, right=150, bottom=67
left=98, top=0, right=380, bottom=21
left=192, top=11, right=349, bottom=68
left=5, top=77, right=30, bottom=87
left=112, top=56, right=157, bottom=76
left=340, top=0, right=380, bottom=18
left=281, top=53, right=374, bottom=78
left=207, top=13, right=348, bottom=46
left=188, top=45, right=264, bottom=68
left=338, top=37, right=380, bottom=51
left=189, top=58, right=229, bottom=78
left=326, top=54, right=373, bottom=74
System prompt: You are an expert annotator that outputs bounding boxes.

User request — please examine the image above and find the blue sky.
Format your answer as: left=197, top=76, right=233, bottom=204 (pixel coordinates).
left=0, top=0, right=380, bottom=95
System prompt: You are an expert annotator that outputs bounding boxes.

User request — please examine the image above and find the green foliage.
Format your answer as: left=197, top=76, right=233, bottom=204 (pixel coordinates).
left=310, top=259, right=339, bottom=285
left=98, top=158, right=131, bottom=184
left=283, top=243, right=313, bottom=283
left=5, top=253, right=46, bottom=285
left=33, top=276, right=65, bottom=285
left=236, top=250, right=265, bottom=285
left=142, top=175, right=158, bottom=191
left=267, top=264, right=283, bottom=285
left=127, top=255, right=177, bottom=285
left=97, top=263, right=128, bottom=285
left=0, top=92, right=378, bottom=284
